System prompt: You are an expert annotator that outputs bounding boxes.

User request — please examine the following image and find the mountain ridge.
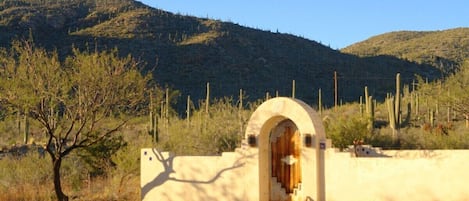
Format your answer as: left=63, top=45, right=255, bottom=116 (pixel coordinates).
left=0, top=0, right=447, bottom=108
left=341, top=28, right=469, bottom=73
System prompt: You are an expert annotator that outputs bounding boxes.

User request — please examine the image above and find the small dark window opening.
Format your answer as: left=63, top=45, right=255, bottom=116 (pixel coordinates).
left=248, top=134, right=257, bottom=147
left=304, top=134, right=313, bottom=147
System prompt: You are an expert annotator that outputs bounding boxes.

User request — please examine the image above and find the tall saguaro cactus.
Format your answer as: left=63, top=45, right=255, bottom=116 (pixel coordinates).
left=387, top=73, right=402, bottom=134
left=429, top=109, right=435, bottom=127
left=148, top=90, right=158, bottom=143
left=205, top=82, right=210, bottom=114
left=334, top=71, right=338, bottom=110
left=359, top=96, right=364, bottom=116
left=364, top=86, right=374, bottom=131
left=165, top=88, right=170, bottom=120
left=23, top=109, right=30, bottom=144
left=186, top=95, right=191, bottom=127
left=415, top=93, right=420, bottom=116
left=395, top=73, right=401, bottom=127
left=387, top=95, right=397, bottom=131
left=238, top=89, right=244, bottom=134
left=292, top=79, right=296, bottom=98
left=203, top=82, right=210, bottom=133
left=318, top=88, right=322, bottom=115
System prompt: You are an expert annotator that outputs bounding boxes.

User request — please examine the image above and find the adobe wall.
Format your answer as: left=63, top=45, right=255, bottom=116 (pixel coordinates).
left=141, top=149, right=469, bottom=201
left=140, top=147, right=259, bottom=201
left=326, top=149, right=469, bottom=201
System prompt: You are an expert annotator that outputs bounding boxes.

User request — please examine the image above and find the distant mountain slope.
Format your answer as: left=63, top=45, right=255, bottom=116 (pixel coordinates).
left=342, top=28, right=469, bottom=73
left=0, top=0, right=442, bottom=108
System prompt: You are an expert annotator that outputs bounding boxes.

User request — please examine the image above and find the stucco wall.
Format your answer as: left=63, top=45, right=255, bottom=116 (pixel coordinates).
left=140, top=146, right=320, bottom=201
left=141, top=148, right=469, bottom=201
left=326, top=149, right=469, bottom=201
left=140, top=147, right=259, bottom=201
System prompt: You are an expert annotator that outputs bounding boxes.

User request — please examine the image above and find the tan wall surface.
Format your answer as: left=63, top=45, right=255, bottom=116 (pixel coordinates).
left=326, top=149, right=469, bottom=201
left=140, top=147, right=259, bottom=201
left=142, top=148, right=469, bottom=201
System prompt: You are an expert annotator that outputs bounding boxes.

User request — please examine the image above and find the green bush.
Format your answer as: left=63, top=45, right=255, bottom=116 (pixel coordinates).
left=324, top=114, right=370, bottom=150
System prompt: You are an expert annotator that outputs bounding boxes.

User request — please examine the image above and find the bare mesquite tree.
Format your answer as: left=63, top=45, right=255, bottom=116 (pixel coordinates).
left=0, top=41, right=150, bottom=201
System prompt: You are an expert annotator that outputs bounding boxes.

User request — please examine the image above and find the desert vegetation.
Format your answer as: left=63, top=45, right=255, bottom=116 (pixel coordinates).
left=1, top=50, right=469, bottom=200
left=0, top=1, right=468, bottom=201
left=0, top=40, right=150, bottom=200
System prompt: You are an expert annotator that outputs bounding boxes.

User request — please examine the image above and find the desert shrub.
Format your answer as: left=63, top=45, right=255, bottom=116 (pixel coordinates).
left=374, top=124, right=469, bottom=149
left=324, top=113, right=369, bottom=150
left=156, top=97, right=252, bottom=155
left=79, top=134, right=127, bottom=176
left=367, top=128, right=397, bottom=149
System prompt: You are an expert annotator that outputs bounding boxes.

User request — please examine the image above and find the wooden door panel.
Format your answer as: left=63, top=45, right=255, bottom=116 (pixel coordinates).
left=270, top=120, right=301, bottom=200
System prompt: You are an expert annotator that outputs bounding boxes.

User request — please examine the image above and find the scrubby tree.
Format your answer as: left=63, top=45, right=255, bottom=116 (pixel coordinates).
left=0, top=41, right=150, bottom=201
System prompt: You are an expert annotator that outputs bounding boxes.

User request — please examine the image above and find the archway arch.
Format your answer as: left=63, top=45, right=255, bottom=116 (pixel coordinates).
left=245, top=97, right=326, bottom=201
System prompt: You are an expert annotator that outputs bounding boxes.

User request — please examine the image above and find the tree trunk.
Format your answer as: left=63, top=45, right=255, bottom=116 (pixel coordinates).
left=53, top=158, right=69, bottom=201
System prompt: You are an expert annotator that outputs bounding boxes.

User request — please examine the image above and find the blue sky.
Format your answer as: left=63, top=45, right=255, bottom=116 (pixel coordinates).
left=139, top=0, right=469, bottom=49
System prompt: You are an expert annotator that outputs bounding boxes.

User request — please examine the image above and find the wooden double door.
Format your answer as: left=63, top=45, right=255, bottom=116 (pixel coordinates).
left=270, top=120, right=301, bottom=201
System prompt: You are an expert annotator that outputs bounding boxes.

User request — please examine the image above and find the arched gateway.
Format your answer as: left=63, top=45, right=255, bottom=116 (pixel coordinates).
left=245, top=97, right=326, bottom=201
left=140, top=97, right=326, bottom=201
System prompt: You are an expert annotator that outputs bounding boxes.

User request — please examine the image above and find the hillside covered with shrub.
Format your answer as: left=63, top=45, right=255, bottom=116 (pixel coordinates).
left=342, top=28, right=469, bottom=74
left=0, top=0, right=445, bottom=107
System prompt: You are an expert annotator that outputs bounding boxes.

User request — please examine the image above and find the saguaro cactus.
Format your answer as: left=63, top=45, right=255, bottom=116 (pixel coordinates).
left=205, top=82, right=210, bottom=114
left=292, top=80, right=296, bottom=98
left=368, top=96, right=374, bottom=128
left=203, top=82, right=210, bottom=133
left=387, top=73, right=402, bottom=131
left=238, top=89, right=244, bottom=134
left=364, top=86, right=374, bottom=131
left=359, top=96, right=363, bottom=115
left=395, top=73, right=401, bottom=127
left=387, top=95, right=397, bottom=130
left=334, top=71, right=338, bottom=110
left=23, top=109, right=29, bottom=144
left=318, top=88, right=322, bottom=115
left=148, top=90, right=158, bottom=143
left=429, top=109, right=435, bottom=128
left=415, top=93, right=420, bottom=116
left=165, top=88, right=169, bottom=120
left=186, top=95, right=191, bottom=126
left=265, top=92, right=270, bottom=101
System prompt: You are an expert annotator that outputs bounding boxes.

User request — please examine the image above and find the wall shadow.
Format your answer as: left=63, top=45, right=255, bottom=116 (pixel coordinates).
left=141, top=148, right=249, bottom=200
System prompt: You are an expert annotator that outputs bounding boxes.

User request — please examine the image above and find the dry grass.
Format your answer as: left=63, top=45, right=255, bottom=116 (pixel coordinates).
left=0, top=122, right=150, bottom=201
left=0, top=152, right=141, bottom=201
left=0, top=183, right=55, bottom=201
left=70, top=174, right=140, bottom=201
left=178, top=31, right=221, bottom=45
